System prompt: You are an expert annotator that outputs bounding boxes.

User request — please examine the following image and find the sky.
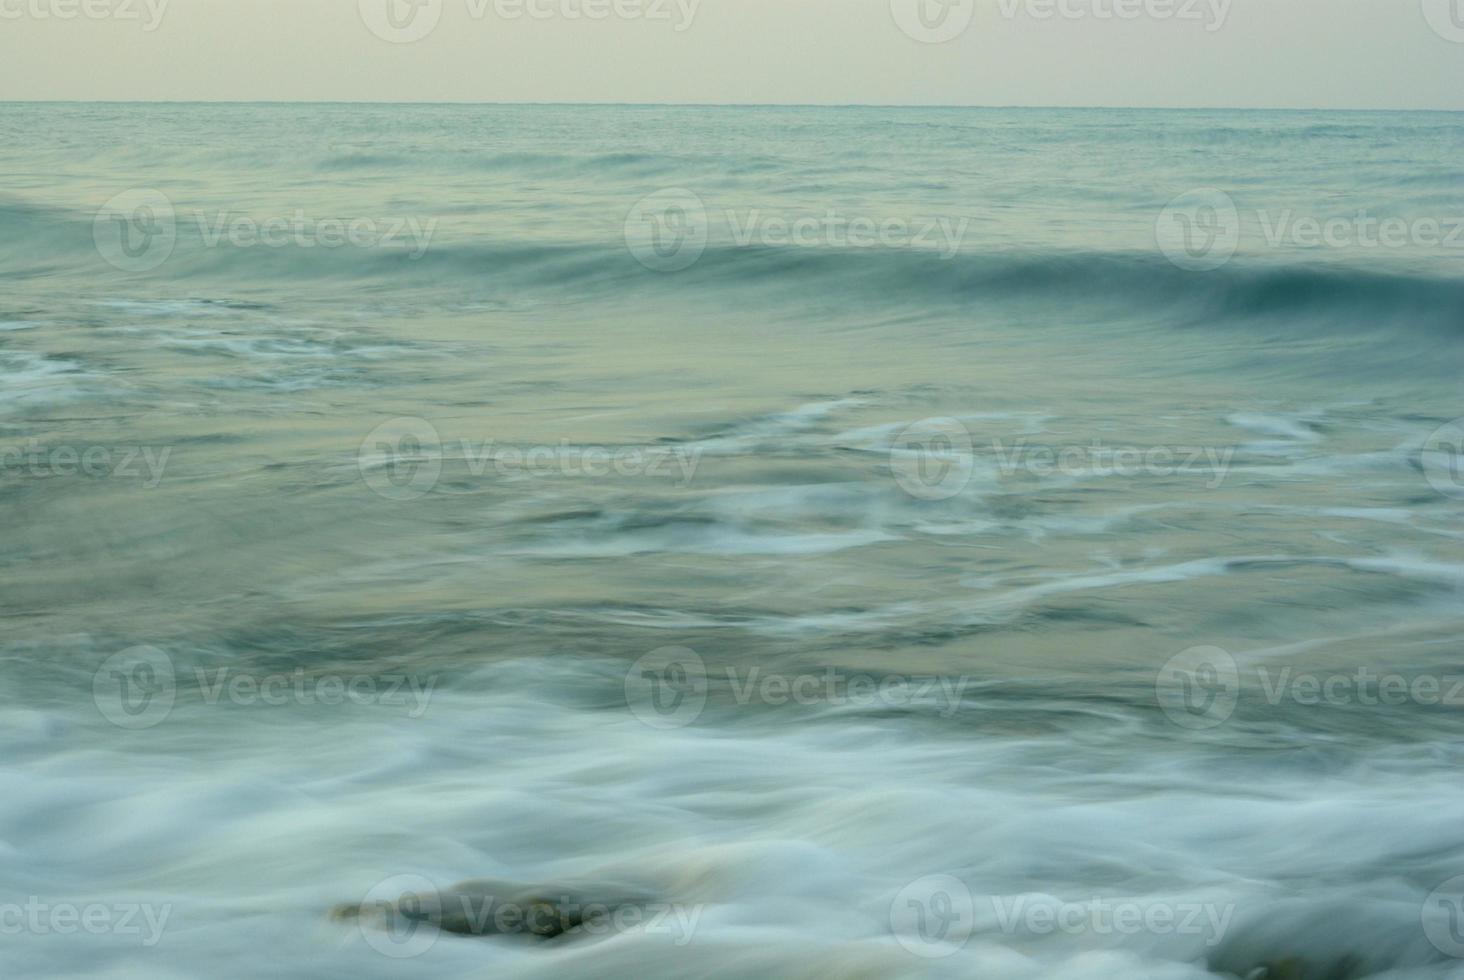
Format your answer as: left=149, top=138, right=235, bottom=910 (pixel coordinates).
left=0, top=0, right=1461, bottom=108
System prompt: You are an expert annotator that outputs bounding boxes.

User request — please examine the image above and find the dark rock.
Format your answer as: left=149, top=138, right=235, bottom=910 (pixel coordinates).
left=335, top=876, right=652, bottom=942
left=1243, top=956, right=1365, bottom=980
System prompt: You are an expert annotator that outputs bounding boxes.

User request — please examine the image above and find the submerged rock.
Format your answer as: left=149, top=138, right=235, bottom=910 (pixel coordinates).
left=1242, top=955, right=1365, bottom=980
left=333, top=876, right=653, bottom=942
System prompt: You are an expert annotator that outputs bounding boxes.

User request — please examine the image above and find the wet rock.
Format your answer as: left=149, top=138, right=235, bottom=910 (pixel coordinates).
left=1245, top=961, right=1303, bottom=980
left=1242, top=955, right=1365, bottom=980
left=334, top=876, right=652, bottom=942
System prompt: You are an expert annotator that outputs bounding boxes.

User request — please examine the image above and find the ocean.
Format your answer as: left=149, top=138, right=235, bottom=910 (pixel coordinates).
left=2, top=103, right=1464, bottom=979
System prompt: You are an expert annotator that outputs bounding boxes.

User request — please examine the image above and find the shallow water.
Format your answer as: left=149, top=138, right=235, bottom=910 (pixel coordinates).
left=2, top=104, right=1464, bottom=978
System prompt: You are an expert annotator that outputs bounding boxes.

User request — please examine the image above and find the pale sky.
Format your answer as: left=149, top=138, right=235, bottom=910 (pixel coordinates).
left=0, top=0, right=1461, bottom=108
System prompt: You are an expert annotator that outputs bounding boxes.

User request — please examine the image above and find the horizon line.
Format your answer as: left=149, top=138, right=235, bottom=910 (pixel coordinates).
left=3, top=99, right=1462, bottom=113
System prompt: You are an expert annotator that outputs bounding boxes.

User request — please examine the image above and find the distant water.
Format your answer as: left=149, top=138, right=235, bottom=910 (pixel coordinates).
left=2, top=104, right=1464, bottom=979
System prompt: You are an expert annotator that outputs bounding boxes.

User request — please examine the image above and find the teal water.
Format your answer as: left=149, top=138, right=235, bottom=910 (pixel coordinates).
left=2, top=104, right=1464, bottom=978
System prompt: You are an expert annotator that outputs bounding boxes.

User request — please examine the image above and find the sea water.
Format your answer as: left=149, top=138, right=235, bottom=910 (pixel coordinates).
left=2, top=103, right=1464, bottom=978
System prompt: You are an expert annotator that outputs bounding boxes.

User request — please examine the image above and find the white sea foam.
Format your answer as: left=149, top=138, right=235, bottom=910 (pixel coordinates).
left=0, top=351, right=92, bottom=411
left=4, top=669, right=1462, bottom=978
left=7, top=105, right=1464, bottom=980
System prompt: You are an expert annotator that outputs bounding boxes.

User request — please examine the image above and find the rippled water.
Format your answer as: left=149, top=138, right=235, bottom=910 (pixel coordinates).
left=3, top=104, right=1464, bottom=979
